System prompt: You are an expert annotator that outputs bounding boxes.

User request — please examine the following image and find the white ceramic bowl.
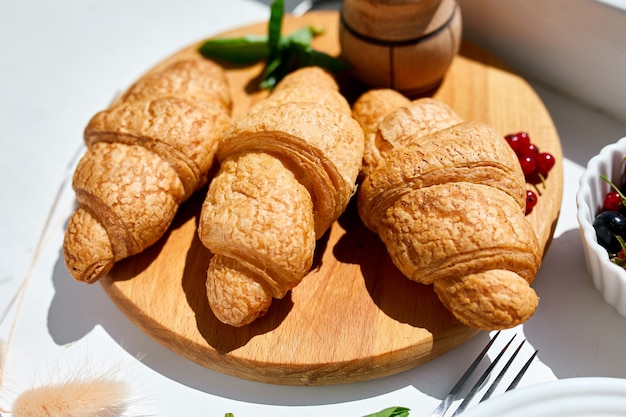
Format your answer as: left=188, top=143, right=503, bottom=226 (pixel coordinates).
left=576, top=136, right=626, bottom=316
left=461, top=377, right=626, bottom=417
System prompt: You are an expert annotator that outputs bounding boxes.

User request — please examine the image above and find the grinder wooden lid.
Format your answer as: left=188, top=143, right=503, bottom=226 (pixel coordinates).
left=340, top=0, right=454, bottom=42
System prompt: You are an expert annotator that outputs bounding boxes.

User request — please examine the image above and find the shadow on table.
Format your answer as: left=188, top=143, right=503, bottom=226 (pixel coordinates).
left=523, top=228, right=626, bottom=379
left=45, top=223, right=626, bottom=408
left=45, top=238, right=484, bottom=408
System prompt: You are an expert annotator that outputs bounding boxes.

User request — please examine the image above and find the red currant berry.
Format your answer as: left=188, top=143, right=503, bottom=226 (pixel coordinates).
left=536, top=152, right=555, bottom=176
left=525, top=143, right=539, bottom=155
left=604, top=191, right=624, bottom=212
left=517, top=132, right=530, bottom=142
left=505, top=133, right=530, bottom=155
left=525, top=189, right=538, bottom=215
left=519, top=155, right=537, bottom=176
left=515, top=142, right=539, bottom=158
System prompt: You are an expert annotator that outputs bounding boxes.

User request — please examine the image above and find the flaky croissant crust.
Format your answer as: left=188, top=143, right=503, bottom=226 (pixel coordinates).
left=85, top=97, right=230, bottom=197
left=199, top=151, right=316, bottom=299
left=64, top=58, right=232, bottom=283
left=358, top=121, right=527, bottom=232
left=353, top=94, right=541, bottom=330
left=199, top=67, right=365, bottom=327
left=218, top=102, right=363, bottom=238
left=372, top=182, right=540, bottom=285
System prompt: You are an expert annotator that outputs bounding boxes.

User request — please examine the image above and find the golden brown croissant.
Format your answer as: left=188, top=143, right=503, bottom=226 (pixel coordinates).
left=351, top=89, right=410, bottom=179
left=354, top=94, right=541, bottom=330
left=63, top=58, right=232, bottom=283
left=352, top=90, right=464, bottom=178
left=198, top=67, right=365, bottom=327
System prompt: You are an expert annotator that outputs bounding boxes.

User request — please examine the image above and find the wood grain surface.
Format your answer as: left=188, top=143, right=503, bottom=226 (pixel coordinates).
left=99, top=11, right=563, bottom=386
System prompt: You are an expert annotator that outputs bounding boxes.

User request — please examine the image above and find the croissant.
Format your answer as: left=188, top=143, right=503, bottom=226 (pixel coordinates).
left=352, top=90, right=464, bottom=179
left=354, top=94, right=541, bottom=330
left=198, top=67, right=365, bottom=327
left=63, top=58, right=232, bottom=283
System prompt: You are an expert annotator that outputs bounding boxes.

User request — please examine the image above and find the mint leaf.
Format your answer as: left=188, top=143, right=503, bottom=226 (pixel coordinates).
left=284, top=26, right=316, bottom=47
left=198, top=35, right=268, bottom=64
left=363, top=406, right=411, bottom=417
left=198, top=0, right=348, bottom=90
left=260, top=45, right=295, bottom=90
left=292, top=47, right=350, bottom=73
left=266, top=0, right=284, bottom=62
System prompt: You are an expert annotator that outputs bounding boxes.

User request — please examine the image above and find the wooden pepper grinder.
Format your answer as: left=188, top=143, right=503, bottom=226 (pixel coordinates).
left=339, top=0, right=462, bottom=95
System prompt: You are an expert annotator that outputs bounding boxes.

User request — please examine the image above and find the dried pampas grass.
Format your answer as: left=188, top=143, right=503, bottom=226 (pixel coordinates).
left=11, top=375, right=129, bottom=417
left=0, top=145, right=137, bottom=416
left=2, top=350, right=133, bottom=417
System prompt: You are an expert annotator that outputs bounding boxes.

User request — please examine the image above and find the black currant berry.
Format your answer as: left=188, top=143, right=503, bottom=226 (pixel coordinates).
left=593, top=211, right=626, bottom=254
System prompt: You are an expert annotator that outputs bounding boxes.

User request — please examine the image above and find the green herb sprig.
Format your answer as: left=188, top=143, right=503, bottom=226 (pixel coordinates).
left=363, top=406, right=411, bottom=417
left=224, top=406, right=410, bottom=417
left=198, top=0, right=348, bottom=90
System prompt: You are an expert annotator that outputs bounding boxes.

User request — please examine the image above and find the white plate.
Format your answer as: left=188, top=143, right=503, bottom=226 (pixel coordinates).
left=461, top=377, right=626, bottom=417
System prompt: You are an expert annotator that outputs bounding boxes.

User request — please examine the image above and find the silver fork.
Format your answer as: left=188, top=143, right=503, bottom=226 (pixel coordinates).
left=429, top=331, right=539, bottom=417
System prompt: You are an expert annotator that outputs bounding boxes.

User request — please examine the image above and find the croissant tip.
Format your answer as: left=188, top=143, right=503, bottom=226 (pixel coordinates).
left=66, top=259, right=114, bottom=284
left=433, top=270, right=539, bottom=330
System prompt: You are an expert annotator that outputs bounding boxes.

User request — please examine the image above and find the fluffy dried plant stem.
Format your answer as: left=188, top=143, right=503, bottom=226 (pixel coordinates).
left=11, top=376, right=129, bottom=417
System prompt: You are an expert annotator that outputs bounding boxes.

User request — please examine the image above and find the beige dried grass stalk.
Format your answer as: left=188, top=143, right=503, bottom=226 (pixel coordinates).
left=11, top=375, right=129, bottom=417
left=0, top=145, right=83, bottom=390
left=0, top=144, right=134, bottom=416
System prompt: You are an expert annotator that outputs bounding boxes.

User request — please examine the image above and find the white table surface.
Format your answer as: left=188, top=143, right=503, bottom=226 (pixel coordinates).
left=2, top=1, right=626, bottom=416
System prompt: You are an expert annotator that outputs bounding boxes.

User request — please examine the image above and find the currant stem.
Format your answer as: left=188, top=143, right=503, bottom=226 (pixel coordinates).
left=538, top=173, right=547, bottom=190
left=600, top=174, right=626, bottom=207
left=616, top=235, right=626, bottom=254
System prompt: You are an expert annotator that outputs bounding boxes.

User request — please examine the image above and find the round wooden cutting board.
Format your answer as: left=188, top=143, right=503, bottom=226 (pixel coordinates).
left=100, top=11, right=563, bottom=386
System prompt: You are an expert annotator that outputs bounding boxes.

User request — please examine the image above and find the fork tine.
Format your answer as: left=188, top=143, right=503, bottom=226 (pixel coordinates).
left=430, top=332, right=540, bottom=417
left=478, top=339, right=526, bottom=403
left=450, top=335, right=517, bottom=416
left=428, top=331, right=501, bottom=417
left=506, top=348, right=538, bottom=391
